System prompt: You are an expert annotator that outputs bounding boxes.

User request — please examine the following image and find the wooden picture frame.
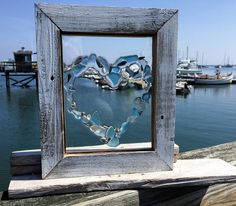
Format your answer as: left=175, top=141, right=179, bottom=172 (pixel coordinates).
left=35, top=3, right=178, bottom=179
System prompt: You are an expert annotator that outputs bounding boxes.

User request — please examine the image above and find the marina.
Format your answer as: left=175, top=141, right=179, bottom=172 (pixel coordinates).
left=0, top=67, right=236, bottom=190
left=1, top=1, right=236, bottom=204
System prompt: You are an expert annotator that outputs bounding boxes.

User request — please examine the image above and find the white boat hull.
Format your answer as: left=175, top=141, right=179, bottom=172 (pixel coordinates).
left=194, top=74, right=233, bottom=85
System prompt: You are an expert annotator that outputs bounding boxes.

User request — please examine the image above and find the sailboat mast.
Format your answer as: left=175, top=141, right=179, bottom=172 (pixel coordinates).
left=186, top=46, right=189, bottom=59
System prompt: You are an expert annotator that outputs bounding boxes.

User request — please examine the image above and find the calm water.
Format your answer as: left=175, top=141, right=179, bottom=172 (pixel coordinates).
left=0, top=67, right=236, bottom=191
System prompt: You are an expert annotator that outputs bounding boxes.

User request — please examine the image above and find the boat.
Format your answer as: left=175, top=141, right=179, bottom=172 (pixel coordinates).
left=176, top=81, right=192, bottom=94
left=176, top=59, right=202, bottom=78
left=194, top=73, right=233, bottom=85
left=215, top=65, right=222, bottom=69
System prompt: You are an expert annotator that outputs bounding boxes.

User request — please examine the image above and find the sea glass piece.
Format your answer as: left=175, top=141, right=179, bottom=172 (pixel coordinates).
left=127, top=108, right=141, bottom=123
left=133, top=72, right=142, bottom=79
left=73, top=63, right=87, bottom=78
left=129, top=63, right=140, bottom=73
left=142, top=92, right=151, bottom=101
left=124, top=55, right=139, bottom=62
left=134, top=97, right=146, bottom=112
left=97, top=56, right=109, bottom=75
left=120, top=121, right=130, bottom=135
left=111, top=66, right=120, bottom=74
left=127, top=116, right=136, bottom=123
left=106, top=73, right=122, bottom=88
left=105, top=126, right=115, bottom=140
left=90, top=111, right=101, bottom=126
left=66, top=92, right=73, bottom=103
left=69, top=109, right=81, bottom=120
left=81, top=113, right=90, bottom=124
left=64, top=53, right=152, bottom=147
left=144, top=65, right=151, bottom=75
left=107, top=136, right=119, bottom=147
left=145, top=76, right=153, bottom=84
left=90, top=125, right=106, bottom=137
left=74, top=55, right=87, bottom=65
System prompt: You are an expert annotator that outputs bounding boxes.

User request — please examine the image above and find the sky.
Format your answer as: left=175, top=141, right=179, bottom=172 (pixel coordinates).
left=0, top=0, right=236, bottom=65
left=62, top=36, right=152, bottom=65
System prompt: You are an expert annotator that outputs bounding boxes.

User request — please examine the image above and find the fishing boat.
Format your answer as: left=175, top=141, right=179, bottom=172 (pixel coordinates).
left=176, top=59, right=202, bottom=78
left=194, top=73, right=233, bottom=85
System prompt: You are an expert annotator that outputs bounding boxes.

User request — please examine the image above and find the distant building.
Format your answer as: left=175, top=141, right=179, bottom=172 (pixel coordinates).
left=14, top=47, right=33, bottom=72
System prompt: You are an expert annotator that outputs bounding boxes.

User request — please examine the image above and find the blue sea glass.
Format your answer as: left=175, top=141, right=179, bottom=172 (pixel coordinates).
left=105, top=126, right=115, bottom=140
left=142, top=92, right=151, bottom=101
left=90, top=125, right=106, bottom=137
left=106, top=73, right=122, bottom=88
left=69, top=109, right=81, bottom=120
left=64, top=53, right=152, bottom=147
left=134, top=97, right=146, bottom=112
left=111, top=66, right=120, bottom=74
left=90, top=111, right=101, bottom=126
left=144, top=65, right=151, bottom=75
left=120, top=121, right=130, bottom=135
left=107, top=136, right=119, bottom=147
left=97, top=56, right=109, bottom=76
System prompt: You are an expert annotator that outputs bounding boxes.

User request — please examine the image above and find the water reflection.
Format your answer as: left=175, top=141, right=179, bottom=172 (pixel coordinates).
left=193, top=84, right=231, bottom=97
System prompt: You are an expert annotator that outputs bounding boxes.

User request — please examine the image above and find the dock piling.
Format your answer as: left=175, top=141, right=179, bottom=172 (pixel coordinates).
left=5, top=71, right=10, bottom=88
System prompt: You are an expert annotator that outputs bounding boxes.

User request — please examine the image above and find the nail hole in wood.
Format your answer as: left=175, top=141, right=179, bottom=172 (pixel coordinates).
left=161, top=115, right=164, bottom=120
left=51, top=75, right=54, bottom=81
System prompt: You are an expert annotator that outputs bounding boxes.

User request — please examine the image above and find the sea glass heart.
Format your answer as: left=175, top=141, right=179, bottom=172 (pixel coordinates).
left=64, top=54, right=152, bottom=147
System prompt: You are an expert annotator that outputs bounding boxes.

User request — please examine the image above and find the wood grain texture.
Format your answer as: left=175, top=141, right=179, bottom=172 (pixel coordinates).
left=3, top=185, right=236, bottom=205
left=5, top=142, right=236, bottom=204
left=49, top=152, right=169, bottom=179
left=36, top=5, right=64, bottom=179
left=8, top=159, right=236, bottom=199
left=36, top=3, right=178, bottom=35
left=154, top=13, right=178, bottom=168
left=180, top=141, right=236, bottom=165
left=35, top=3, right=178, bottom=179
left=10, top=143, right=179, bottom=176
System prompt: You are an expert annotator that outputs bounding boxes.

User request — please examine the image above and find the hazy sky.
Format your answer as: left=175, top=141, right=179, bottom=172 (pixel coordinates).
left=62, top=36, right=152, bottom=65
left=0, top=0, right=236, bottom=65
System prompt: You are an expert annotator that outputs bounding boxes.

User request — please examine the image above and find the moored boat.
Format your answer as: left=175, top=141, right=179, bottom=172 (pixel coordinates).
left=176, top=59, right=202, bottom=78
left=194, top=73, right=233, bottom=85
left=176, top=81, right=192, bottom=94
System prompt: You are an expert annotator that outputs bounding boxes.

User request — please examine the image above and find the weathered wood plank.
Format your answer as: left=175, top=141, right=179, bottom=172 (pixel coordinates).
left=10, top=143, right=179, bottom=176
left=49, top=152, right=169, bottom=179
left=180, top=141, right=236, bottom=165
left=154, top=13, right=178, bottom=168
left=8, top=159, right=236, bottom=199
left=36, top=6, right=64, bottom=179
left=36, top=3, right=178, bottom=34
left=3, top=142, right=236, bottom=204
left=4, top=184, right=236, bottom=205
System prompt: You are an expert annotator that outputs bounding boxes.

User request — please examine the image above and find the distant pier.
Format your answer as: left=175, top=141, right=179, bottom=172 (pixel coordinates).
left=0, top=61, right=38, bottom=88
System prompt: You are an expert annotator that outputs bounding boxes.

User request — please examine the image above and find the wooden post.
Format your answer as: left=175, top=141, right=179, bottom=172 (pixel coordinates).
left=35, top=70, right=38, bottom=90
left=5, top=71, right=10, bottom=88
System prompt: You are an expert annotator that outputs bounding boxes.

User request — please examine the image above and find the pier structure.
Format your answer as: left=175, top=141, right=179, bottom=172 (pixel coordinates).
left=1, top=141, right=236, bottom=205
left=0, top=47, right=38, bottom=88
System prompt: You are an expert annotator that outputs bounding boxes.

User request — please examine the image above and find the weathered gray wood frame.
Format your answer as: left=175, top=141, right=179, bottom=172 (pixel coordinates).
left=35, top=3, right=178, bottom=179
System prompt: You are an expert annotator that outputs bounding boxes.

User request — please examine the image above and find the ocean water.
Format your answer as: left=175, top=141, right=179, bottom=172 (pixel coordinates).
left=0, top=67, right=236, bottom=191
